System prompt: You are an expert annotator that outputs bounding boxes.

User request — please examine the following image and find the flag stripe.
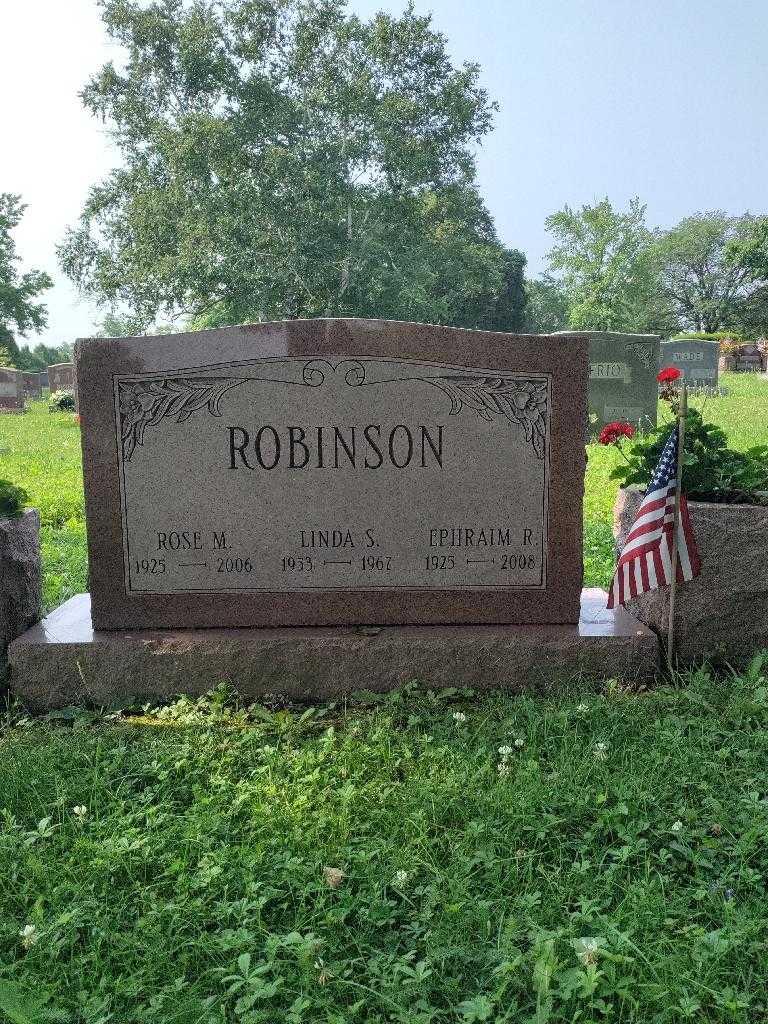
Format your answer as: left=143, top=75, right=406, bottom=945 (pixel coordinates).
left=607, top=427, right=701, bottom=609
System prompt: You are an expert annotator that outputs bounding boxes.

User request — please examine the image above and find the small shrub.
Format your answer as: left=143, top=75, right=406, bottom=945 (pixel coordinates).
left=48, top=389, right=76, bottom=413
left=0, top=478, right=28, bottom=518
left=608, top=373, right=768, bottom=503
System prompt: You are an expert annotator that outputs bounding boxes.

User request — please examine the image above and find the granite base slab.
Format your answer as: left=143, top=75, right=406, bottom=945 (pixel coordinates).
left=9, top=589, right=659, bottom=711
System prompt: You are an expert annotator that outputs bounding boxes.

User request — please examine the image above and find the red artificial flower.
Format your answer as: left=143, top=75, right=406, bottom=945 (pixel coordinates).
left=656, top=366, right=682, bottom=383
left=598, top=421, right=636, bottom=446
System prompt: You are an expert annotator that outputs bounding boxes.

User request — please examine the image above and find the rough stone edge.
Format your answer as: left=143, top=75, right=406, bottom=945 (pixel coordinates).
left=0, top=509, right=42, bottom=696
left=9, top=593, right=660, bottom=712
left=613, top=487, right=768, bottom=668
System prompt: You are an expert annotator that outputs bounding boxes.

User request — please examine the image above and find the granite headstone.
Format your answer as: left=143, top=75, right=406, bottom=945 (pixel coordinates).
left=76, top=320, right=588, bottom=629
left=0, top=368, right=24, bottom=413
left=47, top=362, right=78, bottom=409
left=732, top=344, right=765, bottom=373
left=22, top=371, right=42, bottom=400
left=660, top=338, right=719, bottom=387
left=555, top=331, right=660, bottom=433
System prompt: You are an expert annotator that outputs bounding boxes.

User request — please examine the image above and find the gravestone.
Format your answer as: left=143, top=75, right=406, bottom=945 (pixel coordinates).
left=47, top=362, right=77, bottom=408
left=732, top=343, right=765, bottom=373
left=38, top=370, right=49, bottom=394
left=660, top=338, right=719, bottom=387
left=22, top=371, right=43, bottom=400
left=0, top=368, right=24, bottom=413
left=555, top=332, right=660, bottom=433
left=76, top=320, right=588, bottom=629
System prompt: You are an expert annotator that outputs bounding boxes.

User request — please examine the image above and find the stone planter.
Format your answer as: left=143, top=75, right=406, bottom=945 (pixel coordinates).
left=0, top=509, right=41, bottom=683
left=614, top=487, right=768, bottom=668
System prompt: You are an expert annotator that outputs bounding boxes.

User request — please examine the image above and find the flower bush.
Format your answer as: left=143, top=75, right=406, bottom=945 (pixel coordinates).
left=598, top=421, right=636, bottom=446
left=48, top=389, right=76, bottom=413
left=0, top=479, right=28, bottom=519
left=656, top=366, right=682, bottom=384
left=610, top=371, right=768, bottom=503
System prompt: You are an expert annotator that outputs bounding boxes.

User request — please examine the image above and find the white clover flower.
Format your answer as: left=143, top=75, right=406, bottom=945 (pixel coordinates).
left=452, top=711, right=467, bottom=723
left=593, top=741, right=608, bottom=761
left=498, top=745, right=514, bottom=757
left=19, top=924, right=38, bottom=948
left=394, top=869, right=409, bottom=886
left=322, top=866, right=345, bottom=889
left=578, top=937, right=600, bottom=965
left=497, top=761, right=510, bottom=776
left=72, top=805, right=87, bottom=820
left=514, top=738, right=525, bottom=748
left=576, top=703, right=589, bottom=714
left=671, top=820, right=683, bottom=833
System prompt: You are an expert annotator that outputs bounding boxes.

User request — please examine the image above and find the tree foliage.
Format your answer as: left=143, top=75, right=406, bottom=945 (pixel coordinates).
left=655, top=211, right=762, bottom=334
left=60, top=0, right=524, bottom=331
left=13, top=341, right=73, bottom=372
left=0, top=194, right=52, bottom=362
left=525, top=274, right=568, bottom=333
left=544, top=197, right=673, bottom=334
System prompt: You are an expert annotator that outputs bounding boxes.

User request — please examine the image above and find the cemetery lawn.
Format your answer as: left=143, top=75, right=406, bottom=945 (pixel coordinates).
left=1, top=374, right=766, bottom=610
left=1, top=377, right=767, bottom=1022
left=3, top=667, right=768, bottom=1022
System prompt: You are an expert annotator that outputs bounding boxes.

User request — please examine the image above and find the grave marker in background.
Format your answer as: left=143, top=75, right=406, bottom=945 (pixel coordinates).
left=47, top=362, right=78, bottom=409
left=22, top=371, right=42, bottom=400
left=660, top=338, right=719, bottom=387
left=76, top=319, right=588, bottom=630
left=555, top=331, right=660, bottom=433
left=0, top=368, right=24, bottom=413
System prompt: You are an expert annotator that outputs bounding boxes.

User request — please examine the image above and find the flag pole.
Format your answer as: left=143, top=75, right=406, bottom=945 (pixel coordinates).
left=666, top=382, right=688, bottom=673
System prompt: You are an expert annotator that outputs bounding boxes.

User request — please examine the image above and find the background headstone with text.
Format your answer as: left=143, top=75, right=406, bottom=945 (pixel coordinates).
left=660, top=338, right=719, bottom=387
left=555, top=331, right=660, bottom=433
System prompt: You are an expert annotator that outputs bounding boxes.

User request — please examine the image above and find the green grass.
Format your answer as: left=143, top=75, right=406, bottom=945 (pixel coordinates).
left=2, top=375, right=767, bottom=609
left=1, top=380, right=768, bottom=1020
left=0, top=401, right=87, bottom=610
left=2, top=669, right=768, bottom=1022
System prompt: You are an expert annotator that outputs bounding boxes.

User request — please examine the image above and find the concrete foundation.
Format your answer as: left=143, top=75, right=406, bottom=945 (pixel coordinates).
left=9, top=589, right=659, bottom=711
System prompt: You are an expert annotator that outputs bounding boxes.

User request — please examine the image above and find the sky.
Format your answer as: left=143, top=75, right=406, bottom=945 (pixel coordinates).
left=2, top=0, right=768, bottom=349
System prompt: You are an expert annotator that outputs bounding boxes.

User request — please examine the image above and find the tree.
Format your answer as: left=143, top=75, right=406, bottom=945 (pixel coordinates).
left=723, top=216, right=768, bottom=336
left=483, top=248, right=527, bottom=332
left=96, top=312, right=153, bottom=337
left=60, top=0, right=517, bottom=330
left=655, top=212, right=762, bottom=333
left=0, top=194, right=52, bottom=364
left=525, top=274, right=568, bottom=333
left=13, top=341, right=73, bottom=372
left=544, top=197, right=674, bottom=334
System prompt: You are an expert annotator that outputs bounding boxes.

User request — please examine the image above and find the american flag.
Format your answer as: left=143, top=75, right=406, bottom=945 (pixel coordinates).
left=607, top=428, right=701, bottom=609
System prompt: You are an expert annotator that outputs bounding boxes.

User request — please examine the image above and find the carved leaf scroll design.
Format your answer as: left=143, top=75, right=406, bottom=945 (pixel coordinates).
left=119, top=377, right=245, bottom=461
left=427, top=377, right=549, bottom=459
left=625, top=343, right=655, bottom=370
left=117, top=365, right=550, bottom=463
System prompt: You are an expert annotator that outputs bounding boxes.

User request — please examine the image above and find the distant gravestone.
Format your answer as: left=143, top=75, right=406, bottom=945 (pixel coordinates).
left=22, top=371, right=42, bottom=400
left=732, top=344, right=765, bottom=373
left=555, top=331, right=659, bottom=433
left=0, top=368, right=24, bottom=413
left=76, top=320, right=588, bottom=630
left=47, top=362, right=74, bottom=391
left=38, top=370, right=49, bottom=394
left=660, top=338, right=719, bottom=388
